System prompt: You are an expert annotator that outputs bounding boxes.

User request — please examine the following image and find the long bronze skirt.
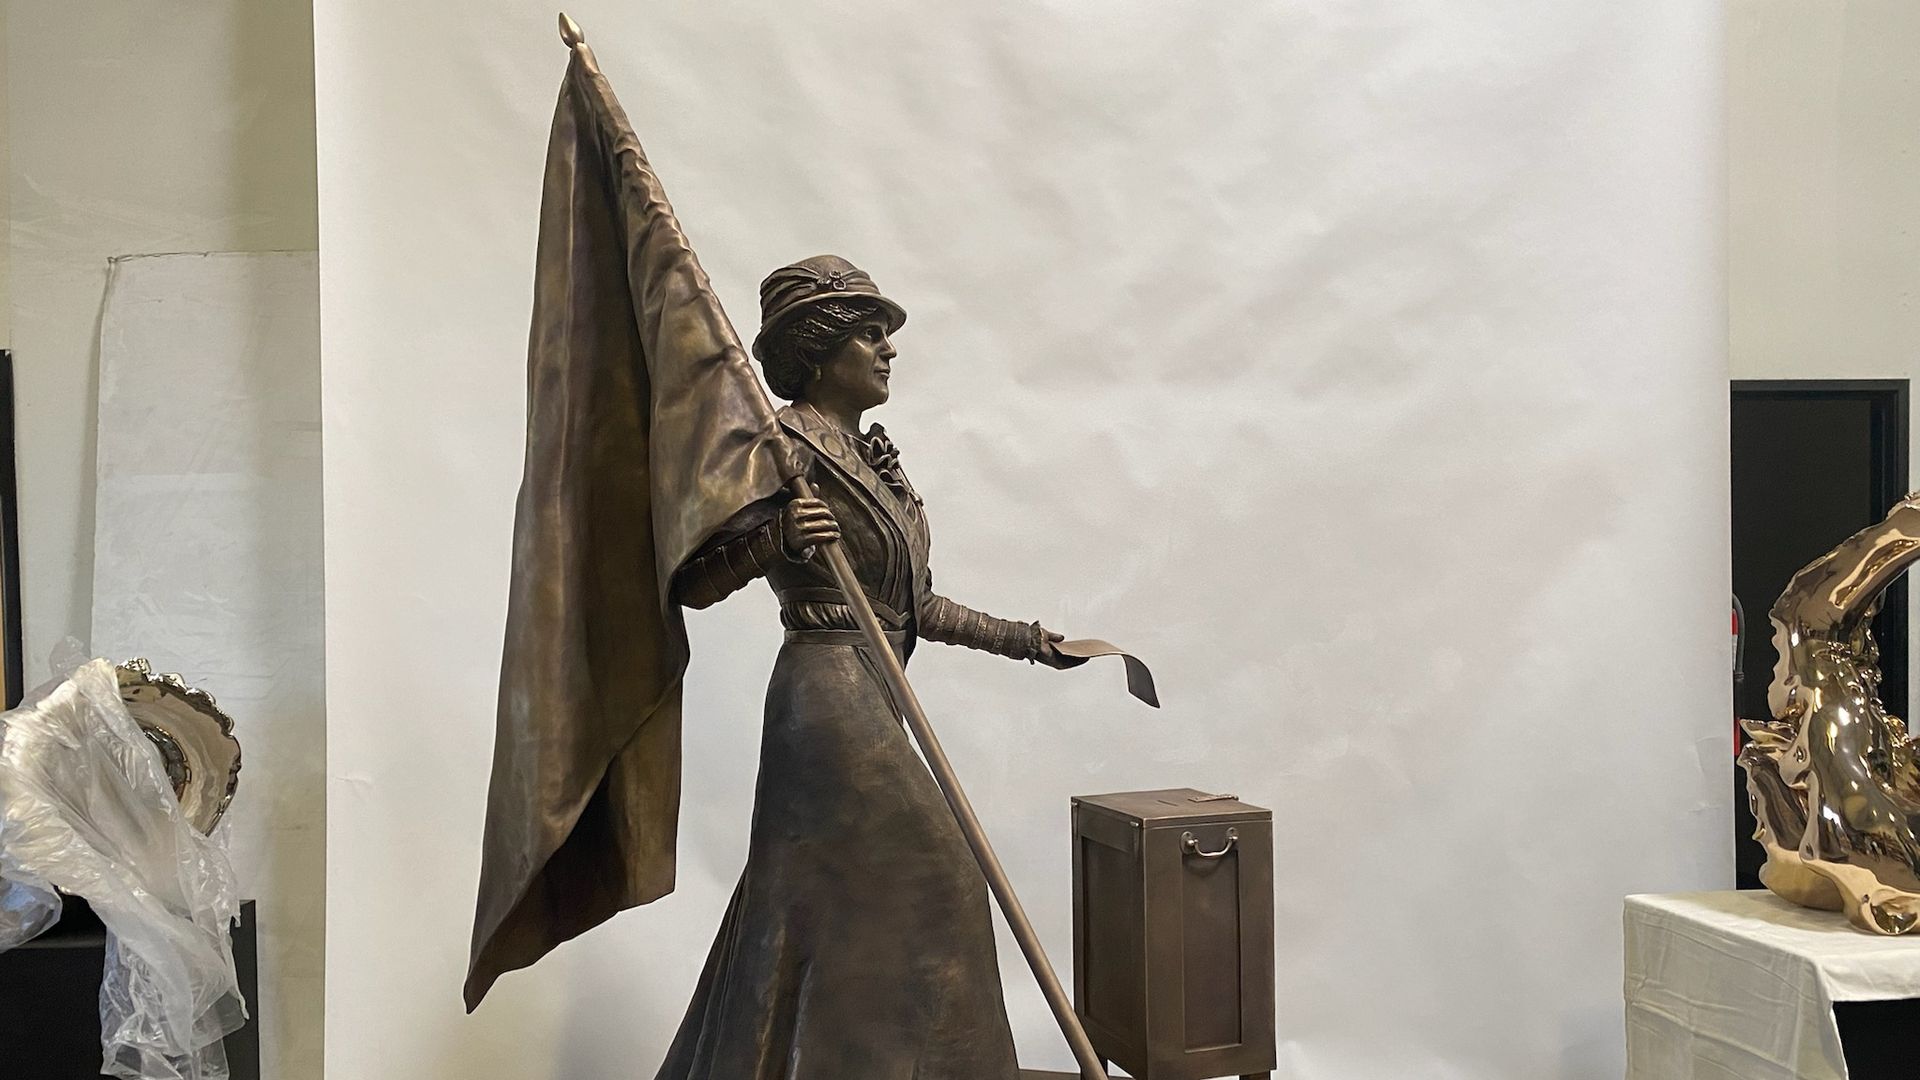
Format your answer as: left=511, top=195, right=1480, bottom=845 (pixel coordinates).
left=654, top=637, right=1020, bottom=1080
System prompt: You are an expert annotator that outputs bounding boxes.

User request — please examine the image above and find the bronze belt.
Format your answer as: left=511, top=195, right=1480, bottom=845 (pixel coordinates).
left=775, top=587, right=908, bottom=634
left=782, top=628, right=910, bottom=649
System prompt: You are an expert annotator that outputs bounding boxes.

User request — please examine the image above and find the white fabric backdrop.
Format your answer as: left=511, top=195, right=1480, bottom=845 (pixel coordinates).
left=91, top=251, right=324, bottom=1080
left=315, top=3, right=1728, bottom=1077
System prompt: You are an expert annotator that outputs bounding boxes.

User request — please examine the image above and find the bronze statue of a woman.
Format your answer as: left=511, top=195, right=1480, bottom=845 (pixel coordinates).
left=656, top=255, right=1074, bottom=1077
left=469, top=25, right=1146, bottom=1079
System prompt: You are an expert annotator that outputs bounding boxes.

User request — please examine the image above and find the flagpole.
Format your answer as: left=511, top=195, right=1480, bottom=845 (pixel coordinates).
left=558, top=15, right=1112, bottom=1079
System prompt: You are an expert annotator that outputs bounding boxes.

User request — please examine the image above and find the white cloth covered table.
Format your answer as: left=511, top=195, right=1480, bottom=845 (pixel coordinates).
left=1625, top=890, right=1920, bottom=1080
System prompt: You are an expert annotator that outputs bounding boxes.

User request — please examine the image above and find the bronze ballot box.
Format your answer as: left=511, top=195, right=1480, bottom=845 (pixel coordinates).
left=1071, top=789, right=1274, bottom=1080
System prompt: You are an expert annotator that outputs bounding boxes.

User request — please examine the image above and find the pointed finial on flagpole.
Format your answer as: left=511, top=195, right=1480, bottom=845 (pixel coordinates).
left=558, top=12, right=585, bottom=49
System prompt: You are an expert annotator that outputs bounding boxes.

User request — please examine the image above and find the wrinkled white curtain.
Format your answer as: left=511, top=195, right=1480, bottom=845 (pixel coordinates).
left=89, top=250, right=325, bottom=1079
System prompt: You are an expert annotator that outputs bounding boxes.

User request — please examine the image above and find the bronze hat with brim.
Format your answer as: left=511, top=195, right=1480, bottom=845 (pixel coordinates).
left=751, top=255, right=907, bottom=361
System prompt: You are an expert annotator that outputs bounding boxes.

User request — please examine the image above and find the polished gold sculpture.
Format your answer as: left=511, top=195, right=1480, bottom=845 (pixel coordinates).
left=1741, top=492, right=1920, bottom=933
left=118, top=658, right=241, bottom=834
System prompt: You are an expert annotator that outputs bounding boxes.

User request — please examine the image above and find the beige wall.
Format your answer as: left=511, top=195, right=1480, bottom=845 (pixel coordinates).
left=0, top=2, right=10, bottom=348
left=1730, top=1, right=1920, bottom=382
left=6, top=0, right=319, bottom=675
left=4, top=2, right=321, bottom=1076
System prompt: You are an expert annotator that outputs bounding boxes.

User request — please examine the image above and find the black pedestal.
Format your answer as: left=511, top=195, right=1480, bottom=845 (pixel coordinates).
left=0, top=898, right=259, bottom=1079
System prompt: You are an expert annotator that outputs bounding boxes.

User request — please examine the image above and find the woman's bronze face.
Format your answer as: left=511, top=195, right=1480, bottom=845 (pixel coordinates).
left=811, top=317, right=896, bottom=412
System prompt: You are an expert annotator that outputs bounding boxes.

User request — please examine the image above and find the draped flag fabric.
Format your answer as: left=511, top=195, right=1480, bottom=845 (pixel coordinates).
left=465, top=49, right=794, bottom=1010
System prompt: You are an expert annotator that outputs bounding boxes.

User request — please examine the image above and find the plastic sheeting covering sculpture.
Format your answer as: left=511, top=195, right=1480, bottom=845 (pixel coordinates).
left=1742, top=492, right=1920, bottom=934
left=0, top=659, right=245, bottom=1080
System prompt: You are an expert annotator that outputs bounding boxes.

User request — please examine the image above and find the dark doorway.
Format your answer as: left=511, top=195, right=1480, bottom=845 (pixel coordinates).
left=1731, top=380, right=1909, bottom=889
left=0, top=351, right=21, bottom=708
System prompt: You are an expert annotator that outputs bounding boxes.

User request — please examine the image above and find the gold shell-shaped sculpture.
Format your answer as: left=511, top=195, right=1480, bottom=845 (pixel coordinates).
left=1741, top=492, right=1920, bottom=933
left=116, top=659, right=241, bottom=834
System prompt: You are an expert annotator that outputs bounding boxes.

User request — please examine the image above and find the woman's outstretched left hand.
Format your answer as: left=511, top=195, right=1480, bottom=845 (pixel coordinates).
left=1035, top=628, right=1087, bottom=670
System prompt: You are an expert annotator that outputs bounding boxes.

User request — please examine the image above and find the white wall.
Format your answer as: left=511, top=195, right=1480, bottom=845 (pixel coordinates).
left=317, top=4, right=1729, bottom=1078
left=5, top=4, right=323, bottom=1078
left=1730, top=1, right=1920, bottom=385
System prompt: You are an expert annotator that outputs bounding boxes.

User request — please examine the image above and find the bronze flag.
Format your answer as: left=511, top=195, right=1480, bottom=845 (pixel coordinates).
left=465, top=49, right=794, bottom=1010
